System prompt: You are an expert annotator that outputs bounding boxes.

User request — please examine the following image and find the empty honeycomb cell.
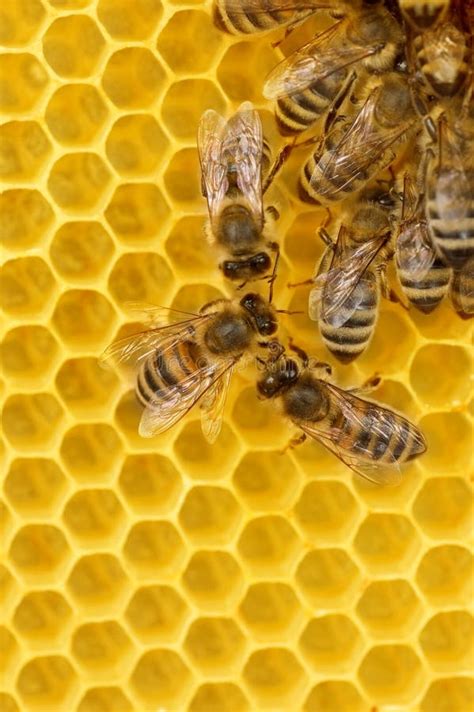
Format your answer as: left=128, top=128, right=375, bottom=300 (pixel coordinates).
left=4, top=458, right=68, bottom=517
left=1, top=257, right=56, bottom=318
left=67, top=554, right=130, bottom=614
left=417, top=545, right=474, bottom=606
left=413, top=477, right=473, bottom=538
left=157, top=10, right=223, bottom=73
left=48, top=153, right=112, bottom=211
left=71, top=621, right=133, bottom=678
left=130, top=649, right=193, bottom=709
left=242, top=648, right=306, bottom=709
left=189, top=682, right=250, bottom=712
left=410, top=344, right=471, bottom=407
left=16, top=655, right=78, bottom=710
left=77, top=687, right=133, bottom=712
left=162, top=79, right=225, bottom=140
left=0, top=625, right=20, bottom=678
left=2, top=393, right=64, bottom=451
left=232, top=450, right=302, bottom=511
left=108, top=254, right=174, bottom=309
left=411, top=300, right=472, bottom=341
left=164, top=147, right=202, bottom=203
left=299, top=615, right=363, bottom=673
left=45, top=84, right=109, bottom=146
left=174, top=420, right=241, bottom=480
left=420, top=412, right=472, bottom=473
left=171, top=283, right=225, bottom=315
left=217, top=41, right=280, bottom=102
left=421, top=677, right=474, bottom=712
left=106, top=184, right=171, bottom=246
left=63, top=489, right=126, bottom=546
left=294, top=481, right=360, bottom=544
left=184, top=617, right=246, bottom=674
left=119, top=453, right=182, bottom=515
left=97, top=0, right=161, bottom=41
left=357, top=308, right=418, bottom=375
left=358, top=646, right=426, bottom=705
left=304, top=681, right=366, bottom=712
left=60, top=423, right=122, bottom=483
left=13, top=590, right=72, bottom=648
left=56, top=357, right=119, bottom=417
left=237, top=516, right=301, bottom=576
left=52, top=289, right=116, bottom=350
left=231, top=386, right=289, bottom=449
left=102, top=47, right=166, bottom=109
left=419, top=611, right=474, bottom=672
left=125, top=584, right=189, bottom=644
left=0, top=693, right=19, bottom=712
left=114, top=389, right=158, bottom=449
left=50, top=222, right=114, bottom=283
left=0, top=0, right=46, bottom=47
left=42, top=15, right=105, bottom=78
left=0, top=53, right=49, bottom=114
left=354, top=513, right=421, bottom=575
left=182, top=551, right=244, bottom=611
left=356, top=579, right=421, bottom=638
left=179, top=486, right=242, bottom=545
left=105, top=114, right=168, bottom=177
left=123, top=520, right=185, bottom=579
left=0, top=121, right=52, bottom=183
left=0, top=189, right=54, bottom=251
left=8, top=524, right=70, bottom=583
left=239, top=582, right=303, bottom=642
left=1, top=325, right=59, bottom=385
left=296, top=548, right=362, bottom=608
left=165, top=216, right=215, bottom=279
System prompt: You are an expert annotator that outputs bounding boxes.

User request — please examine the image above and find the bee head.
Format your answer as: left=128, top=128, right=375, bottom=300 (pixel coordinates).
left=240, top=293, right=277, bottom=336
left=257, top=357, right=299, bottom=399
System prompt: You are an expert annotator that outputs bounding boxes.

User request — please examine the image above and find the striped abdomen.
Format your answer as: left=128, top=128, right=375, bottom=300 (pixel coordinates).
left=213, top=1, right=304, bottom=35
left=450, top=259, right=474, bottom=318
left=136, top=340, right=203, bottom=408
left=414, top=24, right=469, bottom=98
left=397, top=254, right=451, bottom=313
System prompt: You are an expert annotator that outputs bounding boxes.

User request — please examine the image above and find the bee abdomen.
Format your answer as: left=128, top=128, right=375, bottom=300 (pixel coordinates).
left=320, top=307, right=377, bottom=363
left=451, top=260, right=474, bottom=318
left=213, top=1, right=292, bottom=35
left=276, top=72, right=347, bottom=135
left=398, top=259, right=451, bottom=313
left=136, top=340, right=200, bottom=408
left=427, top=172, right=474, bottom=269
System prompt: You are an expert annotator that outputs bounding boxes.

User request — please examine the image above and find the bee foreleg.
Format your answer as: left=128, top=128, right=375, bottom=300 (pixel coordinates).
left=281, top=432, right=307, bottom=454
left=348, top=374, right=382, bottom=395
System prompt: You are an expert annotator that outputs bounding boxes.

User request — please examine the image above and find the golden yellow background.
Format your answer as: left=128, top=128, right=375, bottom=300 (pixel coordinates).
left=1, top=0, right=473, bottom=710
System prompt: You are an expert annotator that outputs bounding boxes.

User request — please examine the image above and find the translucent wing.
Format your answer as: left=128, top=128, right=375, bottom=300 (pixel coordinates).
left=396, top=221, right=436, bottom=279
left=215, top=0, right=334, bottom=15
left=122, top=302, right=201, bottom=326
left=197, top=109, right=228, bottom=221
left=432, top=116, right=470, bottom=222
left=200, top=364, right=234, bottom=443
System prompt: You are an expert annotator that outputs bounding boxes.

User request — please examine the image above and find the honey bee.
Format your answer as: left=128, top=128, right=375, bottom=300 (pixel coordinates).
left=102, top=294, right=277, bottom=442
left=257, top=348, right=427, bottom=484
left=450, top=257, right=474, bottom=318
left=212, top=0, right=339, bottom=36
left=398, top=0, right=450, bottom=31
left=198, top=102, right=280, bottom=284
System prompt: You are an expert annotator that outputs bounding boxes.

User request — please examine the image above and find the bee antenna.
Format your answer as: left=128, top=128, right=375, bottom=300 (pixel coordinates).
left=276, top=309, right=304, bottom=315
left=267, top=247, right=280, bottom=303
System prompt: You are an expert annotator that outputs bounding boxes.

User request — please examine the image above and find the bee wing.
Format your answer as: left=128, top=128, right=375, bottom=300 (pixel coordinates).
left=215, top=0, right=332, bottom=14
left=200, top=363, right=235, bottom=443
left=434, top=118, right=470, bottom=222
left=197, top=109, right=229, bottom=221
left=396, top=222, right=436, bottom=279
left=122, top=302, right=201, bottom=325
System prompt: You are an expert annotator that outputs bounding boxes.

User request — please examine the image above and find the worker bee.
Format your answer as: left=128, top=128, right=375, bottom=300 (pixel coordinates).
left=198, top=102, right=280, bottom=284
left=398, top=0, right=450, bottom=31
left=257, top=348, right=427, bottom=484
left=101, top=294, right=277, bottom=442
left=299, top=72, right=417, bottom=204
left=450, top=257, right=474, bottom=318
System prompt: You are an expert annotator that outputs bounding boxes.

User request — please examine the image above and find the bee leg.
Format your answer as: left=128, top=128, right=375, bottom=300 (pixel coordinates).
left=287, top=278, right=313, bottom=288
left=281, top=432, right=307, bottom=454
left=288, top=337, right=309, bottom=367
left=236, top=279, right=249, bottom=292
left=348, top=374, right=382, bottom=395
left=377, top=264, right=409, bottom=310
left=263, top=141, right=296, bottom=194
left=311, top=360, right=333, bottom=379
left=265, top=205, right=280, bottom=221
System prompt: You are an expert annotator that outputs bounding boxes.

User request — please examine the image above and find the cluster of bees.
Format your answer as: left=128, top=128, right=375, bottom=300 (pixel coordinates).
left=104, top=0, right=474, bottom=484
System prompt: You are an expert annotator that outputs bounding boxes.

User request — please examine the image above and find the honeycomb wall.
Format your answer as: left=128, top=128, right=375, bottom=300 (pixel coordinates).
left=1, top=1, right=473, bottom=710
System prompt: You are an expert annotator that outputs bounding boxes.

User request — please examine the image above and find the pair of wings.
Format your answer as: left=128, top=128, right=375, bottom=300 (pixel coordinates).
left=395, top=173, right=437, bottom=279
left=101, top=306, right=237, bottom=443
left=197, top=101, right=264, bottom=229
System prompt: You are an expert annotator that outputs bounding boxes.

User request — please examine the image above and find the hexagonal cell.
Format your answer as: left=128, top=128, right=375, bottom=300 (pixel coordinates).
left=16, top=656, right=78, bottom=710
left=419, top=611, right=474, bottom=672
left=411, top=344, right=471, bottom=407
left=114, top=389, right=155, bottom=449
left=72, top=621, right=133, bottom=677
left=300, top=615, right=362, bottom=673
left=106, top=114, right=168, bottom=177
left=0, top=0, right=46, bottom=47
left=48, top=153, right=112, bottom=212
left=77, top=687, right=133, bottom=712
left=239, top=582, right=303, bottom=642
left=108, top=253, right=174, bottom=308
left=56, top=357, right=119, bottom=418
left=0, top=693, right=19, bottom=712
left=163, top=147, right=202, bottom=204
left=233, top=450, right=302, bottom=511
left=174, top=420, right=241, bottom=480
left=296, top=548, right=362, bottom=609
left=189, top=683, right=250, bottom=712
left=52, top=289, right=116, bottom=350
left=60, top=423, right=122, bottom=483
left=179, top=486, right=242, bottom=545
left=42, top=15, right=105, bottom=78
left=125, top=585, right=189, bottom=644
left=102, top=47, right=166, bottom=109
left=243, top=648, right=306, bottom=709
left=1, top=257, right=56, bottom=318
left=97, top=0, right=162, bottom=39
left=67, top=553, right=129, bottom=614
left=184, top=617, right=246, bottom=674
left=51, top=222, right=114, bottom=284
left=217, top=41, right=280, bottom=102
left=123, top=521, right=185, bottom=579
left=356, top=579, right=421, bottom=638
left=63, top=489, right=126, bottom=547
left=105, top=184, right=170, bottom=248
left=237, top=516, right=301, bottom=576
left=304, top=681, right=366, bottom=712
left=0, top=121, right=52, bottom=183
left=420, top=677, right=474, bottom=712
left=359, top=645, right=425, bottom=704
left=45, top=84, right=109, bottom=146
left=1, top=326, right=58, bottom=386
left=157, top=10, right=223, bottom=73
left=0, top=565, right=20, bottom=617
left=4, top=458, right=67, bottom=517
left=0, top=189, right=54, bottom=251
left=8, top=524, right=70, bottom=583
left=413, top=477, right=473, bottom=539
left=231, top=384, right=289, bottom=449
left=417, top=545, right=473, bottom=606
left=162, top=79, right=225, bottom=140
left=357, top=308, right=417, bottom=376
left=119, top=453, right=182, bottom=515
left=0, top=53, right=49, bottom=114
left=3, top=393, right=64, bottom=451
left=294, top=481, right=359, bottom=544
left=182, top=551, right=244, bottom=611
left=13, top=590, right=72, bottom=647
left=354, top=513, right=421, bottom=575
left=171, top=283, right=225, bottom=315
left=165, top=216, right=215, bottom=280
left=0, top=625, right=20, bottom=678
left=130, top=649, right=193, bottom=710
left=420, top=412, right=472, bottom=473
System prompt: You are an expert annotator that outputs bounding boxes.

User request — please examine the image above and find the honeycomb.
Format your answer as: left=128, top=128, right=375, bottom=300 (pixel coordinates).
left=1, top=1, right=473, bottom=710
